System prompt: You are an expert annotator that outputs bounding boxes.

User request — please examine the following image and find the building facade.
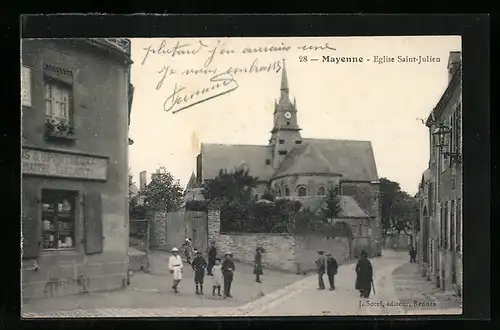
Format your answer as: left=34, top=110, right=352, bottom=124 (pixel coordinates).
left=21, top=38, right=133, bottom=299
left=195, top=60, right=382, bottom=255
left=418, top=51, right=462, bottom=296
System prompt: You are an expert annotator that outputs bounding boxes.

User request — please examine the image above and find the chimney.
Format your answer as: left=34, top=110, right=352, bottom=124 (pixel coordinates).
left=447, top=51, right=461, bottom=83
left=139, top=171, right=147, bottom=190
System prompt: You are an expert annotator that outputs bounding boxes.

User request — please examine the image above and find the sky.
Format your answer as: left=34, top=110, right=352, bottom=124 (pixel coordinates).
left=128, top=36, right=461, bottom=195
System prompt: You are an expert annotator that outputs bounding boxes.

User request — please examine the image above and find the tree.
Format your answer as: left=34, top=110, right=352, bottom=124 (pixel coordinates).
left=380, top=177, right=419, bottom=237
left=140, top=167, right=184, bottom=212
left=324, top=187, right=342, bottom=220
left=201, top=167, right=258, bottom=207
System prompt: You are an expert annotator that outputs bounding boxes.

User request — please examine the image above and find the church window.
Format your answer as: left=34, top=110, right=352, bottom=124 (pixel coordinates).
left=278, top=150, right=287, bottom=155
left=317, top=186, right=326, bottom=196
left=265, top=159, right=271, bottom=165
left=285, top=186, right=290, bottom=196
left=298, top=186, right=307, bottom=197
left=279, top=139, right=285, bottom=144
left=286, top=121, right=290, bottom=125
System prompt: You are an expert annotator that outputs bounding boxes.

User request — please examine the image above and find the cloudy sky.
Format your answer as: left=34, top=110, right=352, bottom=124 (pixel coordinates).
left=128, top=36, right=461, bottom=195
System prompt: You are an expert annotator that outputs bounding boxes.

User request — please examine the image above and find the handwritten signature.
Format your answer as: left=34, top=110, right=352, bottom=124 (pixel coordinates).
left=163, top=72, right=239, bottom=114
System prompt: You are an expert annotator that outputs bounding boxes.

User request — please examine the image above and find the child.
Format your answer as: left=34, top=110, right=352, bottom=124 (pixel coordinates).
left=211, top=258, right=223, bottom=297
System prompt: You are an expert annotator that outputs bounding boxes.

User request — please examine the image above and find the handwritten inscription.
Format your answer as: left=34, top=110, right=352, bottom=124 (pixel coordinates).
left=140, top=39, right=337, bottom=113
left=22, top=148, right=108, bottom=180
left=164, top=73, right=238, bottom=114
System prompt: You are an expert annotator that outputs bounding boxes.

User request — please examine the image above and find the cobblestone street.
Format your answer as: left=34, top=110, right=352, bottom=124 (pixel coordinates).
left=392, top=262, right=462, bottom=313
left=22, top=251, right=462, bottom=318
left=22, top=251, right=302, bottom=317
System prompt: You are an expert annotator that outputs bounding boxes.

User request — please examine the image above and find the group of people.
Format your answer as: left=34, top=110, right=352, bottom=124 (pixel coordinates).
left=315, top=249, right=375, bottom=299
left=168, top=240, right=264, bottom=298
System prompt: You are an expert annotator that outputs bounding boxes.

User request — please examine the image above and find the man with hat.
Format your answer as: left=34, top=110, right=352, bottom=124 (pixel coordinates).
left=221, top=252, right=236, bottom=298
left=191, top=250, right=207, bottom=295
left=315, top=250, right=326, bottom=290
left=168, top=247, right=184, bottom=293
left=326, top=253, right=339, bottom=290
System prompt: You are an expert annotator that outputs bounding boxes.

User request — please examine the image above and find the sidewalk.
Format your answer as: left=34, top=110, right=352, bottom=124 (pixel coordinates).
left=391, top=261, right=462, bottom=314
left=22, top=251, right=302, bottom=316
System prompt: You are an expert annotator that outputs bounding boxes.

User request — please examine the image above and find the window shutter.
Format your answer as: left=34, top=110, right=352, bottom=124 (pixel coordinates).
left=22, top=188, right=40, bottom=259
left=84, top=191, right=103, bottom=255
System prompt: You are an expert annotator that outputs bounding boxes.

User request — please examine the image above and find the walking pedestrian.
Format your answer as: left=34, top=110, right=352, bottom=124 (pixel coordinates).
left=192, top=250, right=207, bottom=295
left=409, top=246, right=417, bottom=263
left=221, top=252, right=235, bottom=298
left=207, top=241, right=217, bottom=276
left=315, top=250, right=326, bottom=290
left=182, top=238, right=193, bottom=265
left=355, top=250, right=373, bottom=298
left=168, top=247, right=184, bottom=293
left=254, top=247, right=264, bottom=283
left=211, top=258, right=223, bottom=297
left=326, top=253, right=338, bottom=290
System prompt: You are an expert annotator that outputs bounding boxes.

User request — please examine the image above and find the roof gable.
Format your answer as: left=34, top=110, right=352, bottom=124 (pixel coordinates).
left=273, top=143, right=335, bottom=178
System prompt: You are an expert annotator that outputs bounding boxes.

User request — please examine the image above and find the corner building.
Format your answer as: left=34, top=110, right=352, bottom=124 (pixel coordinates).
left=21, top=38, right=133, bottom=299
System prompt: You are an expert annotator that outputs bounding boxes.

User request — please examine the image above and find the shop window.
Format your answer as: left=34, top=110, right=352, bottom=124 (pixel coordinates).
left=298, top=186, right=307, bottom=197
left=41, top=189, right=77, bottom=250
left=317, top=186, right=326, bottom=196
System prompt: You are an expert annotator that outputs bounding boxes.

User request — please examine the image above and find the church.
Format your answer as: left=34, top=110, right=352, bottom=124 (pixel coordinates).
left=187, top=61, right=381, bottom=239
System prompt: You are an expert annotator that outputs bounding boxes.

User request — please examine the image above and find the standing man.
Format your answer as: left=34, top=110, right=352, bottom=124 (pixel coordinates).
left=221, top=252, right=235, bottom=298
left=207, top=241, right=217, bottom=276
left=192, top=250, right=207, bottom=295
left=254, top=247, right=264, bottom=283
left=315, top=250, right=326, bottom=290
left=326, top=253, right=339, bottom=290
left=409, top=246, right=417, bottom=263
left=355, top=250, right=373, bottom=298
left=168, top=247, right=184, bottom=293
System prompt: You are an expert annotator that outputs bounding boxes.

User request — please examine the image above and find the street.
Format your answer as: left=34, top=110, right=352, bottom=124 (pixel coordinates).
left=22, top=250, right=462, bottom=318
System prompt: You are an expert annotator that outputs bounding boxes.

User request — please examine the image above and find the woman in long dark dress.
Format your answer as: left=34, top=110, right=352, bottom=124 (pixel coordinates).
left=355, top=250, right=373, bottom=298
left=254, top=247, right=264, bottom=283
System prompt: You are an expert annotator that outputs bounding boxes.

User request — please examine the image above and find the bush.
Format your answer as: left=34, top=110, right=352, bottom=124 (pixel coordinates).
left=185, top=200, right=208, bottom=212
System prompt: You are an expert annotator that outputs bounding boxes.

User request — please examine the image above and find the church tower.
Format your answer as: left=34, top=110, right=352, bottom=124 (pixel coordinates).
left=269, top=59, right=302, bottom=169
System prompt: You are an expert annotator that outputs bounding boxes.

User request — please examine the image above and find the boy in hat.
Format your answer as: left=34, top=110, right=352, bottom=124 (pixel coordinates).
left=326, top=253, right=339, bottom=290
left=192, top=250, right=207, bottom=295
left=168, top=247, right=184, bottom=293
left=221, top=252, right=236, bottom=298
left=211, top=258, right=223, bottom=297
left=315, top=250, right=326, bottom=290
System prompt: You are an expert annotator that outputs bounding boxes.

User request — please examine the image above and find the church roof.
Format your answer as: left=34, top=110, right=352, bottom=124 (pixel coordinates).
left=199, top=143, right=274, bottom=181
left=185, top=172, right=198, bottom=190
left=272, top=139, right=378, bottom=181
left=273, top=143, right=335, bottom=178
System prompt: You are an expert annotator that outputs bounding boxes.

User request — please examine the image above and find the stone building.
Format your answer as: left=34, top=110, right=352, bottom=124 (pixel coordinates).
left=418, top=51, right=462, bottom=296
left=21, top=38, right=133, bottom=299
left=195, top=60, right=382, bottom=255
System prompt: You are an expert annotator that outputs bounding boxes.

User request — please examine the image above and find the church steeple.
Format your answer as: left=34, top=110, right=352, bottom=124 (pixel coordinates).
left=280, top=59, right=290, bottom=101
left=269, top=59, right=302, bottom=169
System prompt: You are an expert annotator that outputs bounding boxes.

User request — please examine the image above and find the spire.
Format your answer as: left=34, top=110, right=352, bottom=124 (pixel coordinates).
left=280, top=59, right=289, bottom=92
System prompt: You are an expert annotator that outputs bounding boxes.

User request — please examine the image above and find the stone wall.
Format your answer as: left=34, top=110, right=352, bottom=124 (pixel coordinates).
left=295, top=235, right=350, bottom=274
left=150, top=212, right=167, bottom=249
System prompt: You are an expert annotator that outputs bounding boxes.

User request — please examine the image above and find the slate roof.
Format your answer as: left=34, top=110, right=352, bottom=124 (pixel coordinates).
left=272, top=139, right=378, bottom=181
left=199, top=143, right=275, bottom=181
left=199, top=139, right=378, bottom=182
left=185, top=172, right=198, bottom=190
